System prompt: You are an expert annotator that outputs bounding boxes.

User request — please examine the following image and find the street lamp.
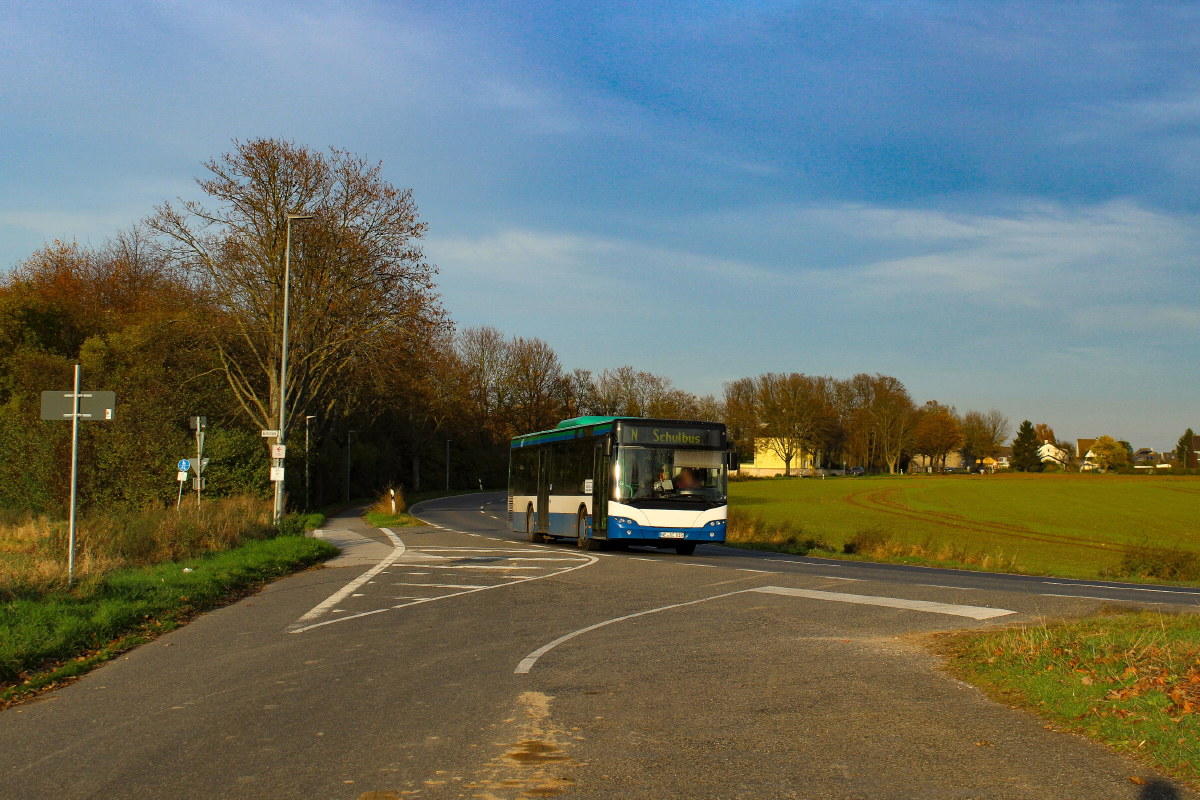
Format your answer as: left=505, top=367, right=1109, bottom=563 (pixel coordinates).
left=274, top=212, right=314, bottom=525
left=305, top=414, right=316, bottom=513
left=346, top=429, right=357, bottom=502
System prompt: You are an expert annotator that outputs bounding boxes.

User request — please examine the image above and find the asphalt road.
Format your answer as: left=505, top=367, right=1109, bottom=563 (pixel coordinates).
left=2, top=491, right=1196, bottom=800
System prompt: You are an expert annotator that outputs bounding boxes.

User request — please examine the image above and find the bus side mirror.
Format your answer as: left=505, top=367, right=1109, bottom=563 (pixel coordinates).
left=727, top=450, right=738, bottom=470
left=604, top=437, right=611, bottom=456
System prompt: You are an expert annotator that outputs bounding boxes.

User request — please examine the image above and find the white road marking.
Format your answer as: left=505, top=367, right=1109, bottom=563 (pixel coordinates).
left=680, top=563, right=716, bottom=568
left=418, top=564, right=544, bottom=571
left=1042, top=593, right=1165, bottom=604
left=737, top=568, right=776, bottom=574
left=514, top=585, right=1016, bottom=673
left=393, top=582, right=494, bottom=589
left=1039, top=581, right=1200, bottom=597
left=291, top=550, right=600, bottom=633
left=775, top=560, right=841, bottom=567
left=289, top=528, right=405, bottom=629
left=752, top=586, right=1015, bottom=620
left=919, top=584, right=969, bottom=590
left=515, top=590, right=749, bottom=674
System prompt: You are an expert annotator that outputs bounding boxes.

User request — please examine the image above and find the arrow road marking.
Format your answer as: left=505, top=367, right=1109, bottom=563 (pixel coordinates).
left=515, top=585, right=1015, bottom=674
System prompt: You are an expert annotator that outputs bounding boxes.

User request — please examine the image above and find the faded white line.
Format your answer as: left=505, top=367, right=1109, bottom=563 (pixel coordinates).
left=1039, top=581, right=1200, bottom=597
left=515, top=585, right=1015, bottom=673
left=515, top=591, right=749, bottom=673
left=738, top=568, right=776, bottom=574
left=752, top=586, right=1015, bottom=620
left=291, top=552, right=600, bottom=633
left=288, top=528, right=405, bottom=630
left=393, top=582, right=494, bottom=589
left=1042, top=593, right=1165, bottom=604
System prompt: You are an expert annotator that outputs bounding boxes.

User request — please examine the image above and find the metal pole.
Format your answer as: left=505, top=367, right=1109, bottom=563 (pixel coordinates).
left=345, top=431, right=353, bottom=502
left=273, top=218, right=294, bottom=525
left=67, top=363, right=80, bottom=586
left=305, top=415, right=312, bottom=513
left=195, top=423, right=202, bottom=510
left=446, top=439, right=450, bottom=491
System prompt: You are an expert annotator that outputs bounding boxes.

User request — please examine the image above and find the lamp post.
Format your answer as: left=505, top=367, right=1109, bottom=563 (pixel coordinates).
left=273, top=212, right=314, bottom=525
left=305, top=414, right=316, bottom=513
left=346, top=429, right=356, bottom=502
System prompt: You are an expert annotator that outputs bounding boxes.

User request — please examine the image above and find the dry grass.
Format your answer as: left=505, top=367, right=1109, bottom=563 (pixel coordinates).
left=368, top=485, right=407, bottom=517
left=0, top=495, right=274, bottom=600
left=726, top=507, right=1021, bottom=570
left=943, top=610, right=1200, bottom=787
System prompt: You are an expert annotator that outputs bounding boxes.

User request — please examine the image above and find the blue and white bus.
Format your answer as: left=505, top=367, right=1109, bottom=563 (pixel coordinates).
left=508, top=416, right=729, bottom=554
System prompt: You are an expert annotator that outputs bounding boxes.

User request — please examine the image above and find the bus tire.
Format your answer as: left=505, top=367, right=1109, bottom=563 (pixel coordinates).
left=577, top=509, right=604, bottom=551
left=674, top=543, right=696, bottom=555
left=526, top=506, right=544, bottom=543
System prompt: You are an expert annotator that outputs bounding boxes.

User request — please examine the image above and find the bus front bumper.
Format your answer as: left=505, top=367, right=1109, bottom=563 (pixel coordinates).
left=605, top=517, right=726, bottom=543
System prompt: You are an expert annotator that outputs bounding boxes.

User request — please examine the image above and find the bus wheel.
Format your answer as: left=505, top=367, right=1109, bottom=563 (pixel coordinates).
left=577, top=509, right=604, bottom=551
left=674, top=543, right=696, bottom=555
left=526, top=506, right=544, bottom=543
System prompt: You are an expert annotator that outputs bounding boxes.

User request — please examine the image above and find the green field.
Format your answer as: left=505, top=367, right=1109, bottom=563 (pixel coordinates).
left=728, top=473, right=1200, bottom=579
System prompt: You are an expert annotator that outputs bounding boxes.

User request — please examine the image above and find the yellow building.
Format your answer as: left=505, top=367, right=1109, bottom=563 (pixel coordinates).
left=738, top=438, right=818, bottom=477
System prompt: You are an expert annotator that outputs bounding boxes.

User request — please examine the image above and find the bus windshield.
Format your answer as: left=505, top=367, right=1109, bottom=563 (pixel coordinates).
left=617, top=446, right=726, bottom=502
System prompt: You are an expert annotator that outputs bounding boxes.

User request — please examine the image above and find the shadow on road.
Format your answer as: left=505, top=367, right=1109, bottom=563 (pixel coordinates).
left=1139, top=778, right=1180, bottom=800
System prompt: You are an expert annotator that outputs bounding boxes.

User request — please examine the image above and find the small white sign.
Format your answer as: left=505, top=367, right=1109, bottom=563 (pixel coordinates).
left=270, top=466, right=285, bottom=482
left=177, top=471, right=188, bottom=482
left=271, top=444, right=287, bottom=459
left=261, top=429, right=280, bottom=438
left=583, top=479, right=594, bottom=494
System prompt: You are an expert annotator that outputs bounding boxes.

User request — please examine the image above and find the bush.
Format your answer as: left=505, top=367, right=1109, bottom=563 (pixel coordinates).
left=726, top=507, right=835, bottom=554
left=276, top=512, right=324, bottom=537
left=843, top=525, right=891, bottom=554
left=1104, top=544, right=1200, bottom=582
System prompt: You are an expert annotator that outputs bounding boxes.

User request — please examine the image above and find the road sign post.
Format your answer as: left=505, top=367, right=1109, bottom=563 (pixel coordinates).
left=40, top=365, right=116, bottom=585
left=190, top=416, right=207, bottom=509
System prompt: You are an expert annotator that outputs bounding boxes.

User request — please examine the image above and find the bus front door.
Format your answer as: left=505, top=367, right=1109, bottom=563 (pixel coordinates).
left=591, top=439, right=609, bottom=538
left=537, top=448, right=551, bottom=535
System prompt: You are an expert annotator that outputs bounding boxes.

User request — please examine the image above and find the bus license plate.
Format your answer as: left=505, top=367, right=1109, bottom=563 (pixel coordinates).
left=661, top=531, right=685, bottom=539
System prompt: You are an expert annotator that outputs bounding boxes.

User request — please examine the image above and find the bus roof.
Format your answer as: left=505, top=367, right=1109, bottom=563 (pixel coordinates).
left=511, top=416, right=724, bottom=447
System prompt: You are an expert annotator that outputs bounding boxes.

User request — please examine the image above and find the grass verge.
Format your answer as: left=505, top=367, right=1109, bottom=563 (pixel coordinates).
left=939, top=610, right=1200, bottom=788
left=727, top=475, right=1200, bottom=583
left=0, top=534, right=337, bottom=707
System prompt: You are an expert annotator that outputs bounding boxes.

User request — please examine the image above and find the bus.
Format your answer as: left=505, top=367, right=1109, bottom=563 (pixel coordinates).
left=508, top=416, right=730, bottom=554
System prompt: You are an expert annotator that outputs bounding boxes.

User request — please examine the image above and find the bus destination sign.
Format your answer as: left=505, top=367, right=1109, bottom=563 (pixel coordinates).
left=619, top=425, right=723, bottom=447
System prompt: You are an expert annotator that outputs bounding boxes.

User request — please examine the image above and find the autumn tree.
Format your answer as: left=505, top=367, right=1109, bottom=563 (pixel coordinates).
left=912, top=402, right=963, bottom=472
left=1034, top=423, right=1055, bottom=444
left=1089, top=435, right=1129, bottom=472
left=723, top=377, right=757, bottom=466
left=149, top=138, right=441, bottom=456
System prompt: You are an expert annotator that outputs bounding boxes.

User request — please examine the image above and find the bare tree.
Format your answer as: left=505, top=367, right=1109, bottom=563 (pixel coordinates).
left=149, top=138, right=440, bottom=447
left=869, top=375, right=915, bottom=474
left=505, top=336, right=564, bottom=434
left=962, top=409, right=1010, bottom=470
left=722, top=377, right=758, bottom=463
left=755, top=373, right=826, bottom=476
left=458, top=326, right=511, bottom=435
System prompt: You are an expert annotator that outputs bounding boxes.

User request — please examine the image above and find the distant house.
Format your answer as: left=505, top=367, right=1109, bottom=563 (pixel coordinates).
left=738, top=439, right=821, bottom=476
left=1038, top=442, right=1070, bottom=466
left=1077, top=438, right=1096, bottom=460
left=908, top=451, right=967, bottom=473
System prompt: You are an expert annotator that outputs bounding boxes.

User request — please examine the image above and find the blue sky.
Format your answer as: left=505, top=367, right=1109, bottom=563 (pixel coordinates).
left=2, top=1, right=1198, bottom=447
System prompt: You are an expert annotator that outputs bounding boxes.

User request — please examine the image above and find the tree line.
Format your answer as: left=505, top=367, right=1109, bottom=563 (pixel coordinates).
left=5, top=137, right=1172, bottom=519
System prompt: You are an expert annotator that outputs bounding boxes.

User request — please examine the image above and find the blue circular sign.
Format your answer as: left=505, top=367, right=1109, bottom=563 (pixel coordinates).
left=178, top=459, right=191, bottom=472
